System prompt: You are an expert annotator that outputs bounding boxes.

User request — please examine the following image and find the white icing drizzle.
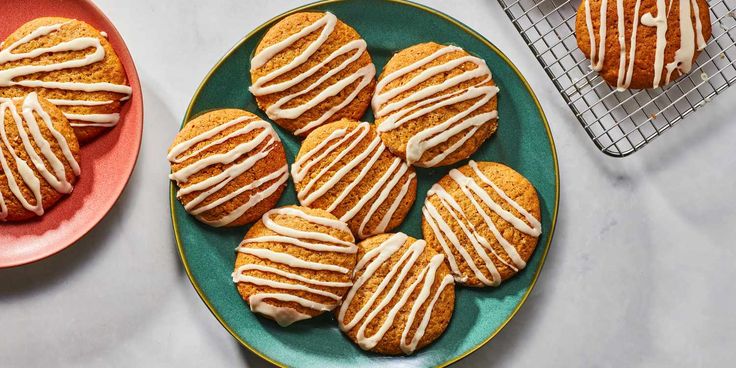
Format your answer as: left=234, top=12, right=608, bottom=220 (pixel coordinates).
left=49, top=98, right=120, bottom=127
left=44, top=98, right=113, bottom=106
left=234, top=207, right=355, bottom=326
left=249, top=296, right=313, bottom=326
left=586, top=0, right=707, bottom=89
left=238, top=247, right=350, bottom=273
left=372, top=45, right=499, bottom=167
left=0, top=97, right=119, bottom=126
left=642, top=0, right=669, bottom=87
left=233, top=264, right=353, bottom=288
left=664, top=0, right=707, bottom=84
left=584, top=0, right=608, bottom=71
left=64, top=112, right=119, bottom=127
left=421, top=161, right=541, bottom=286
left=615, top=0, right=643, bottom=91
left=168, top=116, right=288, bottom=227
left=0, top=92, right=80, bottom=220
left=291, top=122, right=416, bottom=238
left=242, top=207, right=356, bottom=253
left=0, top=22, right=132, bottom=128
left=337, top=233, right=454, bottom=354
left=249, top=12, right=376, bottom=135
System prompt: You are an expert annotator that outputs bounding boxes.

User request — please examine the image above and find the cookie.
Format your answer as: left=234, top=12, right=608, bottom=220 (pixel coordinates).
left=168, top=109, right=288, bottom=227
left=422, top=161, right=542, bottom=287
left=576, top=0, right=711, bottom=90
left=0, top=17, right=131, bottom=143
left=292, top=119, right=417, bottom=239
left=249, top=12, right=376, bottom=137
left=0, top=93, right=80, bottom=221
left=337, top=233, right=455, bottom=355
left=233, top=206, right=357, bottom=326
left=373, top=42, right=499, bottom=168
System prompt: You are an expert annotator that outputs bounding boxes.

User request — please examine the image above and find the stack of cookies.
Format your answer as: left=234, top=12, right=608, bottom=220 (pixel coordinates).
left=168, top=11, right=543, bottom=356
left=0, top=18, right=131, bottom=222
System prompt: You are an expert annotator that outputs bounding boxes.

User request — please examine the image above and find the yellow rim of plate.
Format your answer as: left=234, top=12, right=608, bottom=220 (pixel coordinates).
left=169, top=0, right=561, bottom=366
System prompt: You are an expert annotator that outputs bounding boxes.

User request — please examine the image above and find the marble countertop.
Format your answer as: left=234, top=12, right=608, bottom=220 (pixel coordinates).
left=2, top=1, right=735, bottom=367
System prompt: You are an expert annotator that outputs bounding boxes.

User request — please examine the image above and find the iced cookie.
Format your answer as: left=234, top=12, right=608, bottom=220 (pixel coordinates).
left=0, top=17, right=132, bottom=142
left=338, top=232, right=455, bottom=355
left=0, top=93, right=80, bottom=221
left=233, top=206, right=357, bottom=326
left=576, top=0, right=711, bottom=90
left=168, top=109, right=288, bottom=227
left=292, top=119, right=417, bottom=239
left=373, top=42, right=499, bottom=167
left=422, top=161, right=542, bottom=287
left=249, top=11, right=376, bottom=136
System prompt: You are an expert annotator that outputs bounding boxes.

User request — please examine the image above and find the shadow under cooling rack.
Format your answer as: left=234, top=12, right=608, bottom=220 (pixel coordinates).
left=498, top=0, right=736, bottom=157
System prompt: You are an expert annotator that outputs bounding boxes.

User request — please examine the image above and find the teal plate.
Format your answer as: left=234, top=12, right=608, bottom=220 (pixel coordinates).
left=170, top=0, right=560, bottom=366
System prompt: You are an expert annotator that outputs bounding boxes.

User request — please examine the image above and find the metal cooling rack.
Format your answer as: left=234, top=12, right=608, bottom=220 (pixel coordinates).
left=498, top=0, right=736, bottom=157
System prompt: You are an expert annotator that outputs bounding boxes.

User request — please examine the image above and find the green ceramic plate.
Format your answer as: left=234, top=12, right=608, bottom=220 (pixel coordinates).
left=170, top=0, right=559, bottom=366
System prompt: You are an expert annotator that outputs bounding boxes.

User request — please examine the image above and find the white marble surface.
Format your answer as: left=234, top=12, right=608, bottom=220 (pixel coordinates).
left=1, top=0, right=735, bottom=367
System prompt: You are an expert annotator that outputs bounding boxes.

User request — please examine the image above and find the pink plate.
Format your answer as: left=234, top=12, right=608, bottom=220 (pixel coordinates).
left=0, top=0, right=143, bottom=268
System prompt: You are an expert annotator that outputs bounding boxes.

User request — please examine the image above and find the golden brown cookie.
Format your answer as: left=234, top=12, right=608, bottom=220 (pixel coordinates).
left=337, top=233, right=455, bottom=355
left=576, top=0, right=711, bottom=90
left=249, top=11, right=376, bottom=137
left=0, top=93, right=80, bottom=221
left=373, top=42, right=499, bottom=168
left=422, top=161, right=542, bottom=287
left=233, top=205, right=357, bottom=326
left=292, top=119, right=417, bottom=239
left=0, top=17, right=131, bottom=143
left=168, top=109, right=288, bottom=227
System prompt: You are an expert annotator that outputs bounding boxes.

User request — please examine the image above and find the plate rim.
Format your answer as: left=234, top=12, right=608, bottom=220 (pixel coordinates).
left=0, top=0, right=144, bottom=268
left=169, top=0, right=560, bottom=366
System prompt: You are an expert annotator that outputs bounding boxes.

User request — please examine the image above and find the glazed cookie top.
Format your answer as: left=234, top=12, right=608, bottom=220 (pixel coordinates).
left=421, top=161, right=541, bottom=287
left=168, top=109, right=289, bottom=227
left=249, top=11, right=376, bottom=137
left=576, top=0, right=711, bottom=90
left=373, top=42, right=499, bottom=168
left=0, top=17, right=132, bottom=143
left=338, top=233, right=455, bottom=355
left=233, top=206, right=357, bottom=326
left=292, top=119, right=417, bottom=239
left=0, top=92, right=80, bottom=222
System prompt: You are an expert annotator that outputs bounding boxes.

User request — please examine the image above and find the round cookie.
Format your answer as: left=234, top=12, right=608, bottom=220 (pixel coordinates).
left=249, top=11, right=376, bottom=137
left=372, top=42, right=499, bottom=168
left=233, top=206, right=357, bottom=326
left=576, top=0, right=712, bottom=90
left=337, top=232, right=455, bottom=355
left=0, top=93, right=81, bottom=221
left=168, top=109, right=288, bottom=227
left=0, top=17, right=131, bottom=143
left=292, top=119, right=417, bottom=239
left=421, top=161, right=542, bottom=287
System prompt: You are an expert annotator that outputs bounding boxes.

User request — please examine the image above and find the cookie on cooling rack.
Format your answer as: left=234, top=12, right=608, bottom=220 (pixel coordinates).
left=233, top=206, right=357, bottom=326
left=576, top=0, right=712, bottom=90
left=249, top=11, right=376, bottom=137
left=0, top=17, right=131, bottom=143
left=292, top=119, right=417, bottom=239
left=168, top=109, right=288, bottom=227
left=337, top=232, right=455, bottom=355
left=0, top=93, right=80, bottom=222
left=373, top=42, right=499, bottom=168
left=421, top=160, right=542, bottom=287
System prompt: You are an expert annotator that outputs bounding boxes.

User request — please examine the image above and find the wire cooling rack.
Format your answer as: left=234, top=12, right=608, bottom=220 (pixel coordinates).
left=497, top=0, right=736, bottom=157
